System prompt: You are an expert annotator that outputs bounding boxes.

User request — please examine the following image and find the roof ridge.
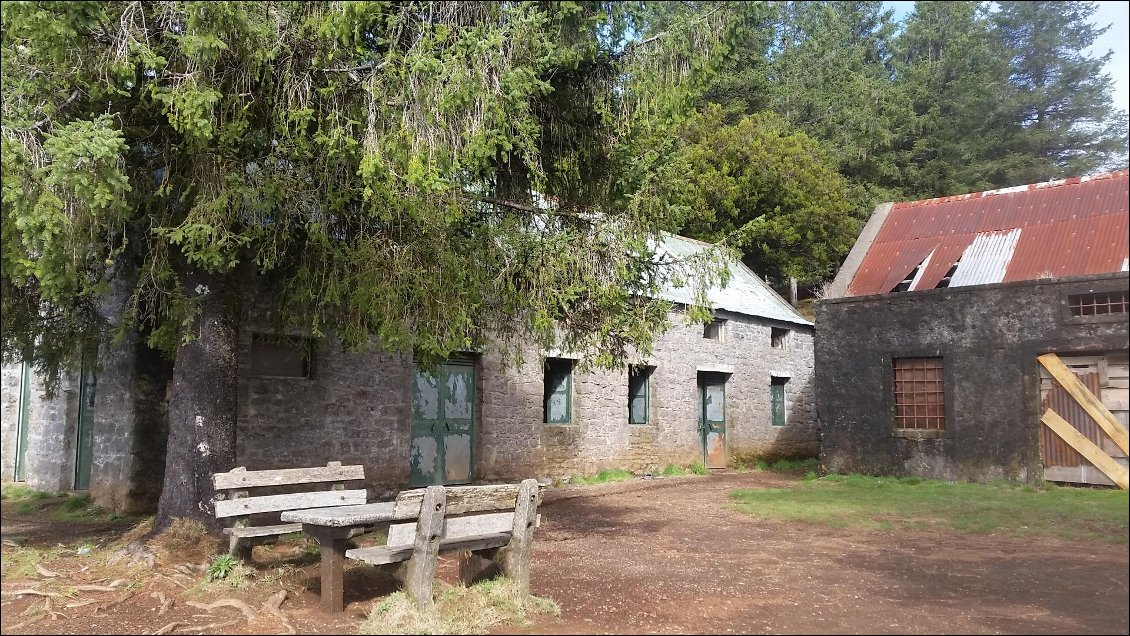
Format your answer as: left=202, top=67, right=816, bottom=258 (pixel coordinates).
left=893, top=169, right=1129, bottom=209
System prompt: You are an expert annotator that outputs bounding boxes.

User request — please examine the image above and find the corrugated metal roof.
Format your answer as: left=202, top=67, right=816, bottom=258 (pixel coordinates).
left=846, top=171, right=1130, bottom=296
left=657, top=234, right=812, bottom=326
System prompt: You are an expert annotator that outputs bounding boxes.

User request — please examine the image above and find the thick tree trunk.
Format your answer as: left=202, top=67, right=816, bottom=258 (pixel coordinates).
left=152, top=266, right=240, bottom=533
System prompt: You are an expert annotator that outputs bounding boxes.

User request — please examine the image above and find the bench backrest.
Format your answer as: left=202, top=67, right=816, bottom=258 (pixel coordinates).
left=386, top=481, right=541, bottom=546
left=212, top=462, right=366, bottom=519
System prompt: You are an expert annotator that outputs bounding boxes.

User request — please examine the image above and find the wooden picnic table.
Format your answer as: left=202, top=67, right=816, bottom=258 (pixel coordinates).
left=281, top=502, right=397, bottom=612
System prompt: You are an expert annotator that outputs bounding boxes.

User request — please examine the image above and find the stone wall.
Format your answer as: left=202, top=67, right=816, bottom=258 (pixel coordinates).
left=0, top=362, right=78, bottom=492
left=237, top=307, right=817, bottom=491
left=815, top=273, right=1130, bottom=483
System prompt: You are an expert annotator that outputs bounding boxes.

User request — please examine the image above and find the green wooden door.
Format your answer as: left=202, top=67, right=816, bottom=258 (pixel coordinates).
left=14, top=362, right=31, bottom=481
left=74, top=357, right=97, bottom=490
left=410, top=361, right=475, bottom=486
left=698, top=375, right=727, bottom=469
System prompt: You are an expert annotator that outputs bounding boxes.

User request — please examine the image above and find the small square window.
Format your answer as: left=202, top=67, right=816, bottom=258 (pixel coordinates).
left=704, top=319, right=726, bottom=341
left=771, top=327, right=789, bottom=349
left=544, top=358, right=573, bottom=424
left=250, top=334, right=313, bottom=379
left=628, top=365, right=653, bottom=425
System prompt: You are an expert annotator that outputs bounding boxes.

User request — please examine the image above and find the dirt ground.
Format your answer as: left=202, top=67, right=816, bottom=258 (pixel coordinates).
left=2, top=471, right=1128, bottom=635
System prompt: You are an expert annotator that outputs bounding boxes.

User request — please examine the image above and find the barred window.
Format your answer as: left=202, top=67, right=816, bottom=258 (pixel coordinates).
left=1068, top=291, right=1128, bottom=317
left=893, top=357, right=945, bottom=430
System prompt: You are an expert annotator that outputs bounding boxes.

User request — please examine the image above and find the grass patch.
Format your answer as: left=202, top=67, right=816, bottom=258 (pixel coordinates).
left=688, top=462, right=708, bottom=476
left=730, top=474, right=1129, bottom=544
left=569, top=468, right=634, bottom=485
left=660, top=464, right=686, bottom=477
left=360, top=577, right=559, bottom=635
left=0, top=545, right=64, bottom=578
left=1, top=483, right=56, bottom=501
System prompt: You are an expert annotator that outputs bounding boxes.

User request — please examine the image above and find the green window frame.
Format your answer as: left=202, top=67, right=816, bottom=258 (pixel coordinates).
left=544, top=358, right=573, bottom=424
left=771, top=376, right=788, bottom=427
left=628, top=365, right=652, bottom=425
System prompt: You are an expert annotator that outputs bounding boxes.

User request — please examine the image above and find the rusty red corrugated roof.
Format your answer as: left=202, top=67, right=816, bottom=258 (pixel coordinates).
left=846, top=170, right=1130, bottom=296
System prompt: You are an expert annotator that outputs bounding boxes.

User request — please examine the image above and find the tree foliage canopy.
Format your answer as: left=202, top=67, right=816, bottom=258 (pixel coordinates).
left=2, top=1, right=741, bottom=385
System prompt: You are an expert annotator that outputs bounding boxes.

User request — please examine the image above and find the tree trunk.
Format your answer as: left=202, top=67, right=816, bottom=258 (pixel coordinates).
left=152, top=265, right=240, bottom=533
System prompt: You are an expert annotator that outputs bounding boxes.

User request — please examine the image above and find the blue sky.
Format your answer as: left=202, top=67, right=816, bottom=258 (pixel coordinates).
left=883, top=1, right=1129, bottom=114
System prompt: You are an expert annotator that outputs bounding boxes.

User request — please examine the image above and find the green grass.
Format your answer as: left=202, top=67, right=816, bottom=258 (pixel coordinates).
left=569, top=468, right=634, bottom=485
left=1, top=483, right=56, bottom=501
left=730, top=474, right=1129, bottom=544
left=360, top=577, right=559, bottom=635
left=688, top=461, right=708, bottom=475
left=660, top=464, right=686, bottom=477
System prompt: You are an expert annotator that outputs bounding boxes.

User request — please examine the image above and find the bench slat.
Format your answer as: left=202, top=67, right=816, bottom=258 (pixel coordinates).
left=213, top=464, right=365, bottom=490
left=215, top=489, right=367, bottom=518
left=346, top=532, right=512, bottom=566
left=388, top=511, right=515, bottom=546
left=223, top=523, right=302, bottom=538
left=394, top=484, right=540, bottom=517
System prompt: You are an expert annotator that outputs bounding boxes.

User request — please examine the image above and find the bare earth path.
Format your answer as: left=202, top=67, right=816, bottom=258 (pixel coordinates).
left=501, top=472, right=1130, bottom=635
left=2, top=472, right=1127, bottom=634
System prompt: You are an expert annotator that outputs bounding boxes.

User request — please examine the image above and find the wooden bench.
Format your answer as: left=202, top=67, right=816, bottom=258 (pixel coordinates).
left=344, top=479, right=541, bottom=609
left=212, top=461, right=367, bottom=559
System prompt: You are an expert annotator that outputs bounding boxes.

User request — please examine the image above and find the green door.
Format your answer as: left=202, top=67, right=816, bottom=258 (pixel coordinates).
left=410, top=361, right=475, bottom=486
left=14, top=362, right=31, bottom=481
left=771, top=377, right=787, bottom=427
left=698, top=373, right=727, bottom=469
left=74, top=356, right=97, bottom=490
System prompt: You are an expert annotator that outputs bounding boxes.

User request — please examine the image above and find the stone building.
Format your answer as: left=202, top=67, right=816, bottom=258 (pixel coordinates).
left=816, top=171, right=1129, bottom=485
left=2, top=234, right=817, bottom=507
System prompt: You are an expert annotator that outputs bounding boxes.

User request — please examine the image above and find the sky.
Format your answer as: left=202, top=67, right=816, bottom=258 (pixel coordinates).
left=884, top=1, right=1130, bottom=114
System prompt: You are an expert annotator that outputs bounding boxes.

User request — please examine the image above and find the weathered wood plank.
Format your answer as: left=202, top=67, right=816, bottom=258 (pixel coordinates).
left=402, top=486, right=445, bottom=609
left=223, top=523, right=302, bottom=538
left=214, top=489, right=367, bottom=518
left=213, top=463, right=365, bottom=490
left=346, top=533, right=512, bottom=566
left=280, top=501, right=396, bottom=526
left=1042, top=409, right=1129, bottom=490
left=394, top=483, right=538, bottom=517
left=492, top=479, right=539, bottom=595
left=1039, top=353, right=1130, bottom=454
left=388, top=512, right=516, bottom=546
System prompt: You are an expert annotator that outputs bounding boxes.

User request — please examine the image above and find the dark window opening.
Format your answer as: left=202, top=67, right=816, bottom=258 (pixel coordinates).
left=544, top=358, right=573, bottom=424
left=935, top=262, right=960, bottom=289
left=1069, top=291, right=1129, bottom=317
left=893, top=357, right=945, bottom=430
left=771, top=327, right=789, bottom=349
left=770, top=376, right=788, bottom=427
left=250, top=334, right=313, bottom=378
left=628, top=365, right=653, bottom=425
left=704, top=319, right=726, bottom=341
left=890, top=265, right=921, bottom=293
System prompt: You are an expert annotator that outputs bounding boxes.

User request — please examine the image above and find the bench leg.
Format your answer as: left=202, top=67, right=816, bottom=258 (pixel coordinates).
left=228, top=535, right=252, bottom=560
left=402, top=485, right=446, bottom=610
left=305, top=525, right=352, bottom=613
left=492, top=479, right=539, bottom=596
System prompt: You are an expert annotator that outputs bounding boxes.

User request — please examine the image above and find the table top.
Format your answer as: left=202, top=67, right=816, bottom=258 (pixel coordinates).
left=280, top=501, right=397, bottom=527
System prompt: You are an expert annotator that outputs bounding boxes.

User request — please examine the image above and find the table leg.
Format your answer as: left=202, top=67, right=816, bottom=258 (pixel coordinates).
left=304, top=524, right=353, bottom=613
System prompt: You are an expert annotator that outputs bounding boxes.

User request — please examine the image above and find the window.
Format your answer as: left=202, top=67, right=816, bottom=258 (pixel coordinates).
left=543, top=358, right=573, bottom=424
left=770, top=376, right=788, bottom=427
left=1068, top=291, right=1128, bottom=317
left=704, top=319, right=726, bottom=341
left=771, top=327, right=789, bottom=349
left=893, top=357, right=945, bottom=430
left=628, top=365, right=653, bottom=425
left=250, top=334, right=312, bottom=378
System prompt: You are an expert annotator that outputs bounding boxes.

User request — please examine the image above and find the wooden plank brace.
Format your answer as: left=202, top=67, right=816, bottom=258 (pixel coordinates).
left=395, top=485, right=446, bottom=610
left=490, top=479, right=539, bottom=596
left=1042, top=409, right=1129, bottom=490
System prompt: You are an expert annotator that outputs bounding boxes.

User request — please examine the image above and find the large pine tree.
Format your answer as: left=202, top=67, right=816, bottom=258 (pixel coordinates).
left=2, top=1, right=736, bottom=530
left=993, top=0, right=1128, bottom=179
